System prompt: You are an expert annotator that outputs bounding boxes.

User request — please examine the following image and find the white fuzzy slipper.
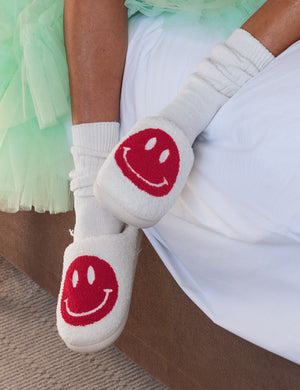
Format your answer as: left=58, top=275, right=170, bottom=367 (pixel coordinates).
left=94, top=116, right=194, bottom=228
left=57, top=225, right=141, bottom=353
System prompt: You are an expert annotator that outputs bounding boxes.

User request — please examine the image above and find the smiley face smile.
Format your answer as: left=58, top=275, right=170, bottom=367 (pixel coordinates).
left=64, top=289, right=113, bottom=317
left=122, top=147, right=168, bottom=188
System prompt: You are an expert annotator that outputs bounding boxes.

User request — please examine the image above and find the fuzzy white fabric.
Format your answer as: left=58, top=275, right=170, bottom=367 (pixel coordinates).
left=118, top=14, right=300, bottom=364
left=94, top=116, right=193, bottom=227
left=70, top=122, right=123, bottom=241
left=57, top=225, right=141, bottom=352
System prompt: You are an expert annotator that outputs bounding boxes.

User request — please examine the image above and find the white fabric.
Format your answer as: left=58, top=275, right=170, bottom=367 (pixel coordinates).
left=120, top=14, right=300, bottom=363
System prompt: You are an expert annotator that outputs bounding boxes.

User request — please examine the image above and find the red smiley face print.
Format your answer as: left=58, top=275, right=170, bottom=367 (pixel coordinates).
left=115, top=128, right=180, bottom=197
left=60, top=256, right=118, bottom=326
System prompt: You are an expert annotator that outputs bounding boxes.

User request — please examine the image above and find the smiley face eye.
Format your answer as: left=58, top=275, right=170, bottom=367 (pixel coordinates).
left=145, top=137, right=157, bottom=151
left=72, top=270, right=79, bottom=288
left=87, top=266, right=96, bottom=285
left=159, top=149, right=170, bottom=163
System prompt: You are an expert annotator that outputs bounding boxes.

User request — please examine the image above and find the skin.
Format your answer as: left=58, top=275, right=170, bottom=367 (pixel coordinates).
left=63, top=0, right=128, bottom=124
left=63, top=0, right=300, bottom=126
left=242, top=0, right=300, bottom=56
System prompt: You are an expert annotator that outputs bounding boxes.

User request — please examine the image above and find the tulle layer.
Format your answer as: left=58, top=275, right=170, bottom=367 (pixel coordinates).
left=125, top=0, right=267, bottom=34
left=0, top=117, right=73, bottom=213
left=0, top=0, right=73, bottom=213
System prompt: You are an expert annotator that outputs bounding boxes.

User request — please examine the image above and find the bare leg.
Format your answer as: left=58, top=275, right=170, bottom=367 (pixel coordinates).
left=242, top=0, right=300, bottom=56
left=63, top=0, right=128, bottom=124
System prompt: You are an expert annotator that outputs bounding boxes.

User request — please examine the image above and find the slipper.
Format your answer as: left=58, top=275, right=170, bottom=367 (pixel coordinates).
left=94, top=116, right=194, bottom=228
left=57, top=225, right=141, bottom=353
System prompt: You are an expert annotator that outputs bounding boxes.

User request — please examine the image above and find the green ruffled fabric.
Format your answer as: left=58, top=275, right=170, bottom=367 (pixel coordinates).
left=0, top=0, right=73, bottom=213
left=125, top=0, right=266, bottom=34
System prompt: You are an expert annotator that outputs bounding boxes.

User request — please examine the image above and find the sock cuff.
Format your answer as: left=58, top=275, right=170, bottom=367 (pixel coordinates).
left=72, top=122, right=120, bottom=152
left=226, top=28, right=274, bottom=71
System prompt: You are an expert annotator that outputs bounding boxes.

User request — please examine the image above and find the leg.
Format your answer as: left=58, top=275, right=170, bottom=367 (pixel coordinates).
left=64, top=0, right=128, bottom=241
left=57, top=0, right=141, bottom=352
left=94, top=0, right=300, bottom=228
left=242, top=0, right=300, bottom=57
left=64, top=0, right=128, bottom=125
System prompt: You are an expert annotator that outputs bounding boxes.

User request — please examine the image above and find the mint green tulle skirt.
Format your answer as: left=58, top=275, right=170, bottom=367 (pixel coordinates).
left=0, top=0, right=73, bottom=213
left=0, top=0, right=265, bottom=214
left=125, top=0, right=266, bottom=34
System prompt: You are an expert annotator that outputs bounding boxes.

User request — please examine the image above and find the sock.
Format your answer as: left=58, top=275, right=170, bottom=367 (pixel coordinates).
left=159, top=28, right=274, bottom=144
left=70, top=122, right=124, bottom=241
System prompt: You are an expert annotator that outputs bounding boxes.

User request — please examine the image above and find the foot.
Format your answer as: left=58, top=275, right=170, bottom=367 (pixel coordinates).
left=57, top=122, right=140, bottom=352
left=94, top=116, right=194, bottom=228
left=57, top=225, right=141, bottom=353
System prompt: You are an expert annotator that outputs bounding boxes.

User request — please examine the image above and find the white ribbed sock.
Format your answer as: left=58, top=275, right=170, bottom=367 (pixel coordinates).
left=70, top=122, right=123, bottom=241
left=159, top=28, right=274, bottom=144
